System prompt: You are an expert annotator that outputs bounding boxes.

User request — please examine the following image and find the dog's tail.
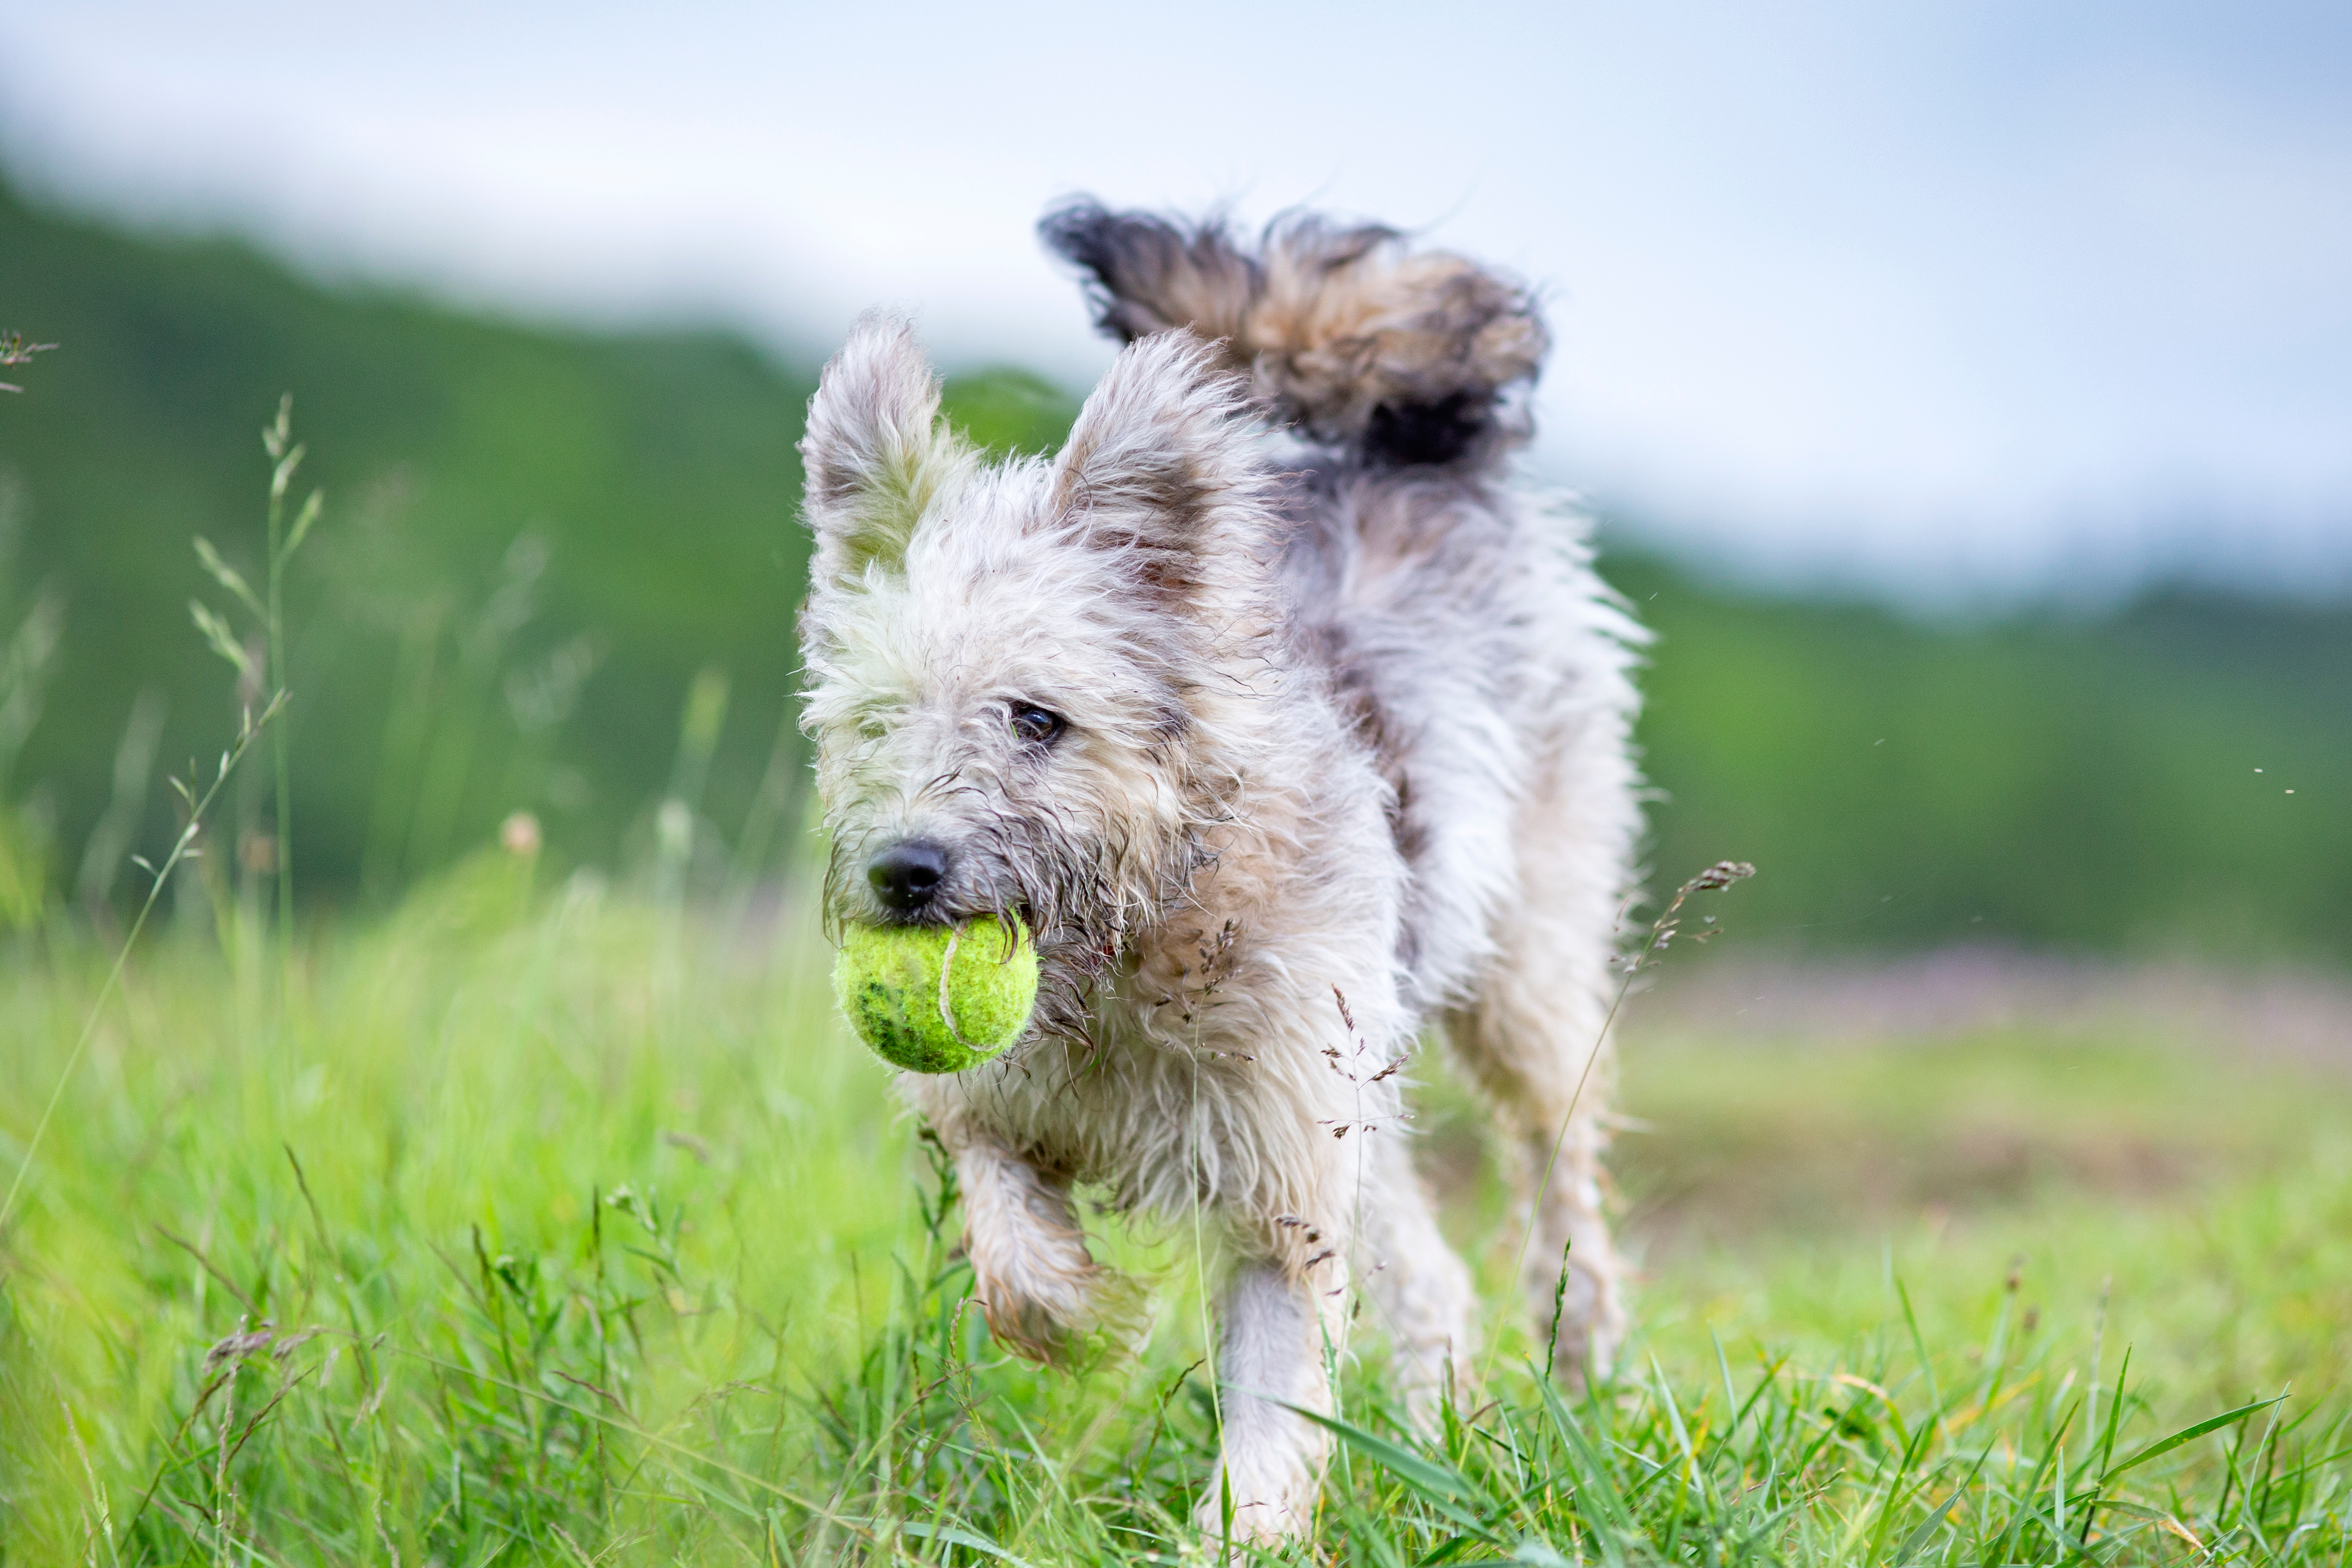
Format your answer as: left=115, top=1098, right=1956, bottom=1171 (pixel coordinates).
left=1040, top=199, right=1547, bottom=472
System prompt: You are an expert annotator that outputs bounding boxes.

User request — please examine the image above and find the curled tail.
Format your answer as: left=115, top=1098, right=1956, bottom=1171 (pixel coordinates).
left=1040, top=199, right=1548, bottom=472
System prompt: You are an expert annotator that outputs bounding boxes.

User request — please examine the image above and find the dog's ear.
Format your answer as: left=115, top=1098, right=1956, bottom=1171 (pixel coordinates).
left=799, top=315, right=969, bottom=585
left=1048, top=332, right=1256, bottom=600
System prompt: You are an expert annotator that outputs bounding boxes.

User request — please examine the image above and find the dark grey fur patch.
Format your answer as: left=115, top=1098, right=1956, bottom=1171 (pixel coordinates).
left=1361, top=390, right=1493, bottom=469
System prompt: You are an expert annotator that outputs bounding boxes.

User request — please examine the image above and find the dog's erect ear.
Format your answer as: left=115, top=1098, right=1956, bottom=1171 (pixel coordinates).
left=1048, top=333, right=1258, bottom=599
left=799, top=315, right=969, bottom=585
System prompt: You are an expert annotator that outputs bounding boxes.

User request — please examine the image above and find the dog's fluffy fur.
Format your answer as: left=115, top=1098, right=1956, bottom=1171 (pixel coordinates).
left=798, top=201, right=1645, bottom=1544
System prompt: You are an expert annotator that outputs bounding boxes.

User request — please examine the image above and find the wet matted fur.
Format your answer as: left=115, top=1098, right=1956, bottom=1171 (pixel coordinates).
left=797, top=201, right=1646, bottom=1544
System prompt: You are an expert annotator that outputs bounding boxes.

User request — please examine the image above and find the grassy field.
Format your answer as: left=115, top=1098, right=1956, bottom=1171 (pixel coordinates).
left=3, top=854, right=2348, bottom=1565
left=7, top=161, right=2349, bottom=1568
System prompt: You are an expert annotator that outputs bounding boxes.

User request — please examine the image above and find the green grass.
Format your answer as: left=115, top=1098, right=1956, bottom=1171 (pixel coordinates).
left=4, top=870, right=2348, bottom=1565
left=6, top=159, right=2347, bottom=1566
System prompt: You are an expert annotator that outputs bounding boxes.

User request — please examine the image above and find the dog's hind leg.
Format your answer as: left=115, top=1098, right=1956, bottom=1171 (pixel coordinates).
left=1357, top=1132, right=1476, bottom=1426
left=1447, top=991, right=1625, bottom=1386
left=1445, top=734, right=1637, bottom=1386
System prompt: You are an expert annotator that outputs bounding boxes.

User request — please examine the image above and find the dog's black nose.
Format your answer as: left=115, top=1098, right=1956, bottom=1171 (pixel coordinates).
left=867, top=839, right=949, bottom=912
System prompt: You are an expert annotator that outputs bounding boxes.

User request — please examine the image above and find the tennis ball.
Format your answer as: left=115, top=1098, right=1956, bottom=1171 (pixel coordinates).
left=832, top=914, right=1039, bottom=1074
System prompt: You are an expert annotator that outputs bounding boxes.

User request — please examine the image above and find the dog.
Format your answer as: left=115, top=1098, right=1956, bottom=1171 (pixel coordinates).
left=796, top=201, right=1646, bottom=1544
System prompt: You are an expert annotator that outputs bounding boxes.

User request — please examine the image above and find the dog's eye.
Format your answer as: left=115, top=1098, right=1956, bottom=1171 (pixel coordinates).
left=1009, top=704, right=1063, bottom=748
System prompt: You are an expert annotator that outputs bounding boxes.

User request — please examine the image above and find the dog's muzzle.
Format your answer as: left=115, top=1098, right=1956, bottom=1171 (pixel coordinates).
left=866, top=838, right=949, bottom=914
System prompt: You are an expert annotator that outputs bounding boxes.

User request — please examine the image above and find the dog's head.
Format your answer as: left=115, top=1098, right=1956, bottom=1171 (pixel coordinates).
left=797, top=316, right=1276, bottom=1040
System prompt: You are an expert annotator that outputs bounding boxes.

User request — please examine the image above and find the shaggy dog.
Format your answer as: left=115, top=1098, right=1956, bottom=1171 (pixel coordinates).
left=796, top=201, right=1645, bottom=1543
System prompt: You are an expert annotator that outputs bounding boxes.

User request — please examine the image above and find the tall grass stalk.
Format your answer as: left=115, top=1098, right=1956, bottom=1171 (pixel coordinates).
left=192, top=397, right=321, bottom=996
left=0, top=330, right=55, bottom=394
left=259, top=399, right=313, bottom=945
left=0, top=692, right=280, bottom=1237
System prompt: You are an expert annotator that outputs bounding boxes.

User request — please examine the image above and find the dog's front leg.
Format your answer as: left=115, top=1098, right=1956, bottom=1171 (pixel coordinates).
left=1196, top=1247, right=1349, bottom=1546
left=952, top=1136, right=1103, bottom=1361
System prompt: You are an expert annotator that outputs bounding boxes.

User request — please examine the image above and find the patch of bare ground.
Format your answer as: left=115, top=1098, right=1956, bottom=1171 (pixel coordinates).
left=1611, top=1105, right=2209, bottom=1256
left=1632, top=945, right=2352, bottom=1062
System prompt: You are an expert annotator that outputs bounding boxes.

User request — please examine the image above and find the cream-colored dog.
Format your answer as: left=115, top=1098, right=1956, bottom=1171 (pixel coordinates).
left=797, top=202, right=1644, bottom=1544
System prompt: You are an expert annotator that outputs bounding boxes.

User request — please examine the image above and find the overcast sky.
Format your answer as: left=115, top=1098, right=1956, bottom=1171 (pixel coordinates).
left=2, top=0, right=2347, bottom=604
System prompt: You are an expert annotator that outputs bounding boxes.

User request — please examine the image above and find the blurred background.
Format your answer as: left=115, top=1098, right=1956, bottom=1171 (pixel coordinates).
left=0, top=0, right=2345, bottom=966
left=11, top=13, right=2352, bottom=1554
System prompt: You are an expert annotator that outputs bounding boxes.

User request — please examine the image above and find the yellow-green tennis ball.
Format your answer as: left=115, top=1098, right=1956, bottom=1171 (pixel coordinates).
left=832, top=914, right=1039, bottom=1074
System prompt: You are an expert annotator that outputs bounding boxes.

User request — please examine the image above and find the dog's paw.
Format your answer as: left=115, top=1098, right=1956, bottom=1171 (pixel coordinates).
left=1392, top=1343, right=1479, bottom=1436
left=1193, top=1471, right=1313, bottom=1554
left=965, top=1208, right=1149, bottom=1365
left=974, top=1260, right=1149, bottom=1366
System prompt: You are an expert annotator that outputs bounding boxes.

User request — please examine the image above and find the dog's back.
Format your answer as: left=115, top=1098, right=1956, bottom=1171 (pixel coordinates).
left=1042, top=202, right=1643, bottom=1014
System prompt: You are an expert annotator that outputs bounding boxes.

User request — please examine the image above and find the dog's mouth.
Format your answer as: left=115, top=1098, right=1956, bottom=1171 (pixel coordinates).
left=839, top=896, right=1038, bottom=937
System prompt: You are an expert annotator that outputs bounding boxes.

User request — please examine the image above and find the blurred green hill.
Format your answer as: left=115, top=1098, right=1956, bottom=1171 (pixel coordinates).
left=0, top=179, right=816, bottom=904
left=0, top=178, right=2344, bottom=959
left=1614, top=557, right=2351, bottom=961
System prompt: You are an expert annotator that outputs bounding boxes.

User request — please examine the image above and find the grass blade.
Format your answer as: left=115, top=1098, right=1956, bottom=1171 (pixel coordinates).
left=1267, top=1397, right=1499, bottom=1541
left=2103, top=1395, right=2288, bottom=1482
